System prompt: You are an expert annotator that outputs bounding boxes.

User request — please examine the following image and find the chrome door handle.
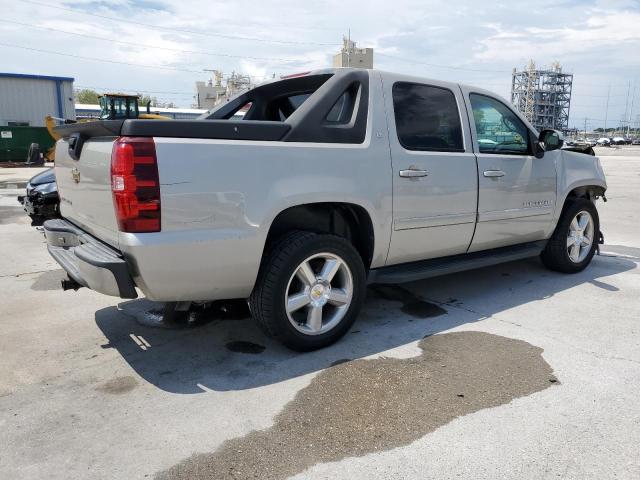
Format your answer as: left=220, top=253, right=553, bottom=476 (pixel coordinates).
left=483, top=170, right=505, bottom=178
left=399, top=168, right=428, bottom=178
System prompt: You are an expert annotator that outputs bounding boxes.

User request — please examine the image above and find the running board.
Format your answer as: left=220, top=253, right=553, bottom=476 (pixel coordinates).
left=368, top=241, right=546, bottom=285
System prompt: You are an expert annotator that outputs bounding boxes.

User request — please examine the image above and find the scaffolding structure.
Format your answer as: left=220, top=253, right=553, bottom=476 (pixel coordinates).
left=194, top=70, right=254, bottom=110
left=511, top=61, right=573, bottom=132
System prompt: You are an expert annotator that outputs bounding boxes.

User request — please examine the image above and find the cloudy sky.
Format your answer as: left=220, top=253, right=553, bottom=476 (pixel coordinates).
left=1, top=0, right=639, bottom=128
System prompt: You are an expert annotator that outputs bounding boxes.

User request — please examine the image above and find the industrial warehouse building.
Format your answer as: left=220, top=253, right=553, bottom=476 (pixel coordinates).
left=0, top=72, right=75, bottom=162
left=0, top=73, right=75, bottom=126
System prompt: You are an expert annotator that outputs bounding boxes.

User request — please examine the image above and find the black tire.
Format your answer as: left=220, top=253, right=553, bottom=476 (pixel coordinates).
left=249, top=231, right=366, bottom=351
left=27, top=143, right=42, bottom=165
left=541, top=198, right=600, bottom=273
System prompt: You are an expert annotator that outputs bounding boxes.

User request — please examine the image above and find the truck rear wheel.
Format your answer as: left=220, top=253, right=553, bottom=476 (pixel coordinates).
left=250, top=231, right=366, bottom=351
left=541, top=198, right=600, bottom=273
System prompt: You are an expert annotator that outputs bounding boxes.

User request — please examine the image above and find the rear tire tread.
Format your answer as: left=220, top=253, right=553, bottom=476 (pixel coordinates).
left=250, top=230, right=365, bottom=351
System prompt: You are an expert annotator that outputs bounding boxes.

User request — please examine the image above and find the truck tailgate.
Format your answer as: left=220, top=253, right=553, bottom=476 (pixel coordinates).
left=54, top=137, right=120, bottom=248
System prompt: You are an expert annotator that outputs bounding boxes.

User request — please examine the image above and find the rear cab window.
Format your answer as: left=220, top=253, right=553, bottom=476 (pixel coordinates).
left=392, top=82, right=464, bottom=152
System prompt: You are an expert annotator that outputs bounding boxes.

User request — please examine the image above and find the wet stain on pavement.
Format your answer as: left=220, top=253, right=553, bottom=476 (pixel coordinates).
left=156, top=332, right=557, bottom=480
left=371, top=285, right=447, bottom=318
left=30, top=269, right=66, bottom=291
left=225, top=341, right=266, bottom=354
left=96, top=376, right=138, bottom=394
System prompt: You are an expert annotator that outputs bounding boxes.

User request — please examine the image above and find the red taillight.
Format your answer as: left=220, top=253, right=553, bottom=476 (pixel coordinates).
left=111, top=137, right=160, bottom=232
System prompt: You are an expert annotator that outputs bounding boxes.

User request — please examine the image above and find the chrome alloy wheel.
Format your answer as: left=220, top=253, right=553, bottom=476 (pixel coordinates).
left=567, top=210, right=594, bottom=263
left=285, top=252, right=353, bottom=335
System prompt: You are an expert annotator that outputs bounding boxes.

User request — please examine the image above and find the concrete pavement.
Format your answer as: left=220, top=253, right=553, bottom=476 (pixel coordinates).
left=0, top=150, right=638, bottom=479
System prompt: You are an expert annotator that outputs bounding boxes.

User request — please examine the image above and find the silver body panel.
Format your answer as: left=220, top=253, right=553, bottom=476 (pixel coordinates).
left=382, top=73, right=478, bottom=264
left=55, top=137, right=120, bottom=248
left=50, top=69, right=607, bottom=302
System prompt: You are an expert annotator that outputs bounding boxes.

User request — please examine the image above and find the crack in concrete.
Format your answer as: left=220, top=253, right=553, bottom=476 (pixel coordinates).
left=0, top=268, right=56, bottom=279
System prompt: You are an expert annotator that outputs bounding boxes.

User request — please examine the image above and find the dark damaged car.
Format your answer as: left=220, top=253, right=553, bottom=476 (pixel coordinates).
left=17, top=168, right=59, bottom=222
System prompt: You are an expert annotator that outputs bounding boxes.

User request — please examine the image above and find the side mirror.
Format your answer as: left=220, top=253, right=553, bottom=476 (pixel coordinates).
left=536, top=129, right=564, bottom=158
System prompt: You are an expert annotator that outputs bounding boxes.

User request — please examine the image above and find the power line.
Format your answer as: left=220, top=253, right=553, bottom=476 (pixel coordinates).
left=376, top=52, right=508, bottom=73
left=378, top=53, right=635, bottom=89
left=21, top=0, right=341, bottom=47
left=0, top=42, right=277, bottom=79
left=0, top=19, right=308, bottom=64
left=75, top=84, right=193, bottom=96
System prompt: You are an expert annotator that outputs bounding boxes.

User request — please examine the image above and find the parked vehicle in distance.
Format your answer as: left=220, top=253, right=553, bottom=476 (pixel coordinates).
left=612, top=137, right=626, bottom=145
left=17, top=168, right=59, bottom=222
left=632, top=139, right=640, bottom=145
left=44, top=68, right=607, bottom=350
left=597, top=137, right=611, bottom=145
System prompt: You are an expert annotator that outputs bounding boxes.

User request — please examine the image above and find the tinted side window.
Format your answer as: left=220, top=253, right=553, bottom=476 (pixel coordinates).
left=470, top=94, right=530, bottom=155
left=392, top=82, right=464, bottom=152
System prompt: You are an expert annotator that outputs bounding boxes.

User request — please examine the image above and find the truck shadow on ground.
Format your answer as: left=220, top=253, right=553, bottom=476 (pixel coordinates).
left=95, top=250, right=636, bottom=395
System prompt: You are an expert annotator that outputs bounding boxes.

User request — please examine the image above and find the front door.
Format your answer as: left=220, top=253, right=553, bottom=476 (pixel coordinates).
left=384, top=78, right=478, bottom=265
left=461, top=90, right=557, bottom=252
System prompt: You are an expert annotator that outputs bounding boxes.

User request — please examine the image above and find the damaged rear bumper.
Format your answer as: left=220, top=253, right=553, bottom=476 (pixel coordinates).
left=43, top=219, right=137, bottom=299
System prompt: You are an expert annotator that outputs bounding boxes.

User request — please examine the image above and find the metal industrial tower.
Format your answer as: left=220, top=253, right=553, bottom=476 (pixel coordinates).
left=511, top=61, right=573, bottom=132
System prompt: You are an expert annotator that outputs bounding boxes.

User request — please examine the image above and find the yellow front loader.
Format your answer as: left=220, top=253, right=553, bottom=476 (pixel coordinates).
left=43, top=94, right=170, bottom=161
left=98, top=93, right=170, bottom=121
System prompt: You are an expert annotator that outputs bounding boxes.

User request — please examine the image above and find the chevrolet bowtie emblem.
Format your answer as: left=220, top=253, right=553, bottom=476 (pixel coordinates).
left=71, top=167, right=80, bottom=183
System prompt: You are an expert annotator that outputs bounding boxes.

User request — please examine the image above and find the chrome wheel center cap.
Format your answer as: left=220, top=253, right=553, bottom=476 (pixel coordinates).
left=309, top=282, right=330, bottom=307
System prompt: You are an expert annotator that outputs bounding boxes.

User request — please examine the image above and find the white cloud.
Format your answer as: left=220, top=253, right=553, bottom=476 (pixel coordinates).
left=476, top=11, right=640, bottom=62
left=1, top=0, right=639, bottom=126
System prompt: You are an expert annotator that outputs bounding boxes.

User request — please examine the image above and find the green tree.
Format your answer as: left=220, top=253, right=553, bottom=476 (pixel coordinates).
left=74, top=88, right=100, bottom=104
left=138, top=95, right=177, bottom=109
left=138, top=94, right=155, bottom=107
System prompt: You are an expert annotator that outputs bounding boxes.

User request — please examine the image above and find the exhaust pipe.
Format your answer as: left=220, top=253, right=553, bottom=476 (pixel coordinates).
left=61, top=277, right=83, bottom=291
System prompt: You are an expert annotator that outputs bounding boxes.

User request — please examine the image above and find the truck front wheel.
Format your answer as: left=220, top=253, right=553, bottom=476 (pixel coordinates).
left=541, top=198, right=600, bottom=273
left=250, top=231, right=366, bottom=351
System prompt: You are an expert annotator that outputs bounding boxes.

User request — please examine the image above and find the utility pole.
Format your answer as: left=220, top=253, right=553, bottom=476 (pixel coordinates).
left=623, top=81, right=631, bottom=136
left=604, top=84, right=610, bottom=134
left=584, top=117, right=588, bottom=139
left=627, top=81, right=636, bottom=137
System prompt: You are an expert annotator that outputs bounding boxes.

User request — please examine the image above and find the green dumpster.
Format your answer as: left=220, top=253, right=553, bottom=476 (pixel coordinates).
left=0, top=126, right=55, bottom=163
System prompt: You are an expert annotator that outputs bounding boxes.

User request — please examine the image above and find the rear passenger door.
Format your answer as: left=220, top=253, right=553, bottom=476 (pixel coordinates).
left=384, top=78, right=478, bottom=265
left=461, top=91, right=557, bottom=252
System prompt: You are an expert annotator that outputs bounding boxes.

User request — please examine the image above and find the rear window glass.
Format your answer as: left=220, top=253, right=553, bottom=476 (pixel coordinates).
left=392, top=82, right=464, bottom=152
